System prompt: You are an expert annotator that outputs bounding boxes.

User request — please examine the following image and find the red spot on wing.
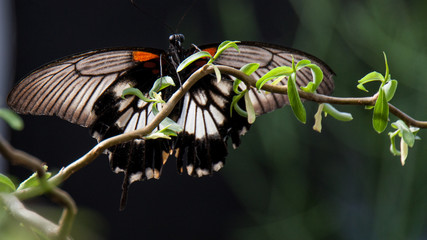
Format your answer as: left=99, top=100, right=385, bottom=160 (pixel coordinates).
left=132, top=51, right=160, bottom=62
left=195, top=59, right=208, bottom=67
left=143, top=61, right=157, bottom=68
left=142, top=61, right=160, bottom=74
left=203, top=47, right=218, bottom=57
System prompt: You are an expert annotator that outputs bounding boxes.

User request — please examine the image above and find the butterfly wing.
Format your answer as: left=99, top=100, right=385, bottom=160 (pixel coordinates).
left=7, top=48, right=177, bottom=179
left=171, top=68, right=250, bottom=177
left=171, top=43, right=335, bottom=175
left=7, top=48, right=164, bottom=127
left=170, top=43, right=334, bottom=177
left=203, top=42, right=335, bottom=115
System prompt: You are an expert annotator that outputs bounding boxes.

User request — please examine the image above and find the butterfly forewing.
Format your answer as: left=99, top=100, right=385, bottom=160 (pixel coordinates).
left=208, top=42, right=334, bottom=115
left=7, top=48, right=164, bottom=127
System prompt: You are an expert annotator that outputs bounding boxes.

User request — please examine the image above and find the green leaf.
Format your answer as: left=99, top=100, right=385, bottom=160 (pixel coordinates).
left=410, top=126, right=420, bottom=137
left=322, top=103, right=353, bottom=121
left=271, top=76, right=286, bottom=86
left=357, top=83, right=369, bottom=92
left=145, top=132, right=171, bottom=140
left=233, top=104, right=248, bottom=118
left=388, top=120, right=418, bottom=165
left=358, top=71, right=385, bottom=84
left=151, top=104, right=183, bottom=133
left=391, top=120, right=415, bottom=147
left=233, top=63, right=260, bottom=94
left=357, top=71, right=385, bottom=92
left=244, top=91, right=256, bottom=124
left=383, top=52, right=390, bottom=81
left=211, top=41, right=240, bottom=62
left=150, top=92, right=165, bottom=104
left=400, top=137, right=408, bottom=166
left=313, top=104, right=324, bottom=133
left=17, top=167, right=51, bottom=191
left=230, top=90, right=247, bottom=118
left=158, top=127, right=179, bottom=137
left=291, top=56, right=296, bottom=71
left=287, top=73, right=306, bottom=123
left=145, top=125, right=180, bottom=140
left=0, top=109, right=24, bottom=131
left=256, top=66, right=293, bottom=90
left=122, top=88, right=152, bottom=102
left=233, top=79, right=242, bottom=94
left=177, top=51, right=212, bottom=72
left=161, top=118, right=183, bottom=133
left=372, top=88, right=389, bottom=133
left=0, top=173, right=16, bottom=193
left=150, top=76, right=175, bottom=94
left=388, top=130, right=400, bottom=156
left=383, top=79, right=398, bottom=102
left=307, top=64, right=324, bottom=90
left=240, top=63, right=260, bottom=75
left=212, top=64, right=222, bottom=83
left=296, top=59, right=311, bottom=70
left=300, top=64, right=324, bottom=93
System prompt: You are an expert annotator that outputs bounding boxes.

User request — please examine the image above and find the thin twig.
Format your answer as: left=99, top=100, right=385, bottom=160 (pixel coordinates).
left=0, top=135, right=46, bottom=178
left=388, top=103, right=427, bottom=128
left=50, top=188, right=77, bottom=239
left=216, top=65, right=378, bottom=105
left=0, top=194, right=72, bottom=240
left=215, top=65, right=427, bottom=127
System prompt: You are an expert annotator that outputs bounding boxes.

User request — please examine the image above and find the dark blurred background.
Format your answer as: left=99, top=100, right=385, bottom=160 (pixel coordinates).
left=1, top=0, right=427, bottom=239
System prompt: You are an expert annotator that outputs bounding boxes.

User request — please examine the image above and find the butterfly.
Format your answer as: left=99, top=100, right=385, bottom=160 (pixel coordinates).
left=7, top=34, right=334, bottom=206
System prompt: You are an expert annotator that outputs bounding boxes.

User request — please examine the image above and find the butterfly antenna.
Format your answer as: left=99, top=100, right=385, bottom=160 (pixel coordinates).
left=130, top=0, right=174, bottom=34
left=174, top=0, right=197, bottom=33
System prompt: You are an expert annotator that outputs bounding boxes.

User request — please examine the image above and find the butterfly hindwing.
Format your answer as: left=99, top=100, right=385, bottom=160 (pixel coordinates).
left=87, top=51, right=174, bottom=181
left=173, top=70, right=250, bottom=176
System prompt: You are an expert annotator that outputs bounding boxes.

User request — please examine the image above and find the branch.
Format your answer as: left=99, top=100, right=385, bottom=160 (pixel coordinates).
left=9, top=63, right=427, bottom=200
left=0, top=135, right=76, bottom=239
left=13, top=63, right=427, bottom=196
left=0, top=194, right=71, bottom=239
left=0, top=135, right=46, bottom=178
left=388, top=103, right=427, bottom=128
left=214, top=65, right=427, bottom=128
left=50, top=188, right=77, bottom=239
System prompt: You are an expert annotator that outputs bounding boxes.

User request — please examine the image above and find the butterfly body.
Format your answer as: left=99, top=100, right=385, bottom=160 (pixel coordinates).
left=7, top=34, right=334, bottom=192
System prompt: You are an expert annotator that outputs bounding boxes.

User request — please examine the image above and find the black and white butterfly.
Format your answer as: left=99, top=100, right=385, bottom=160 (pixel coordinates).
left=7, top=34, right=334, bottom=199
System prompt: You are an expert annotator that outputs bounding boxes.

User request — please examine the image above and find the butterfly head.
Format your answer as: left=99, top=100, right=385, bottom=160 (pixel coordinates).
left=169, top=34, right=185, bottom=48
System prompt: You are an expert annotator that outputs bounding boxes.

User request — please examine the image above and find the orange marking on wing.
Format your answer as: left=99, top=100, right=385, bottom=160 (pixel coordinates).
left=203, top=47, right=218, bottom=57
left=162, top=151, right=169, bottom=165
left=132, top=51, right=160, bottom=62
